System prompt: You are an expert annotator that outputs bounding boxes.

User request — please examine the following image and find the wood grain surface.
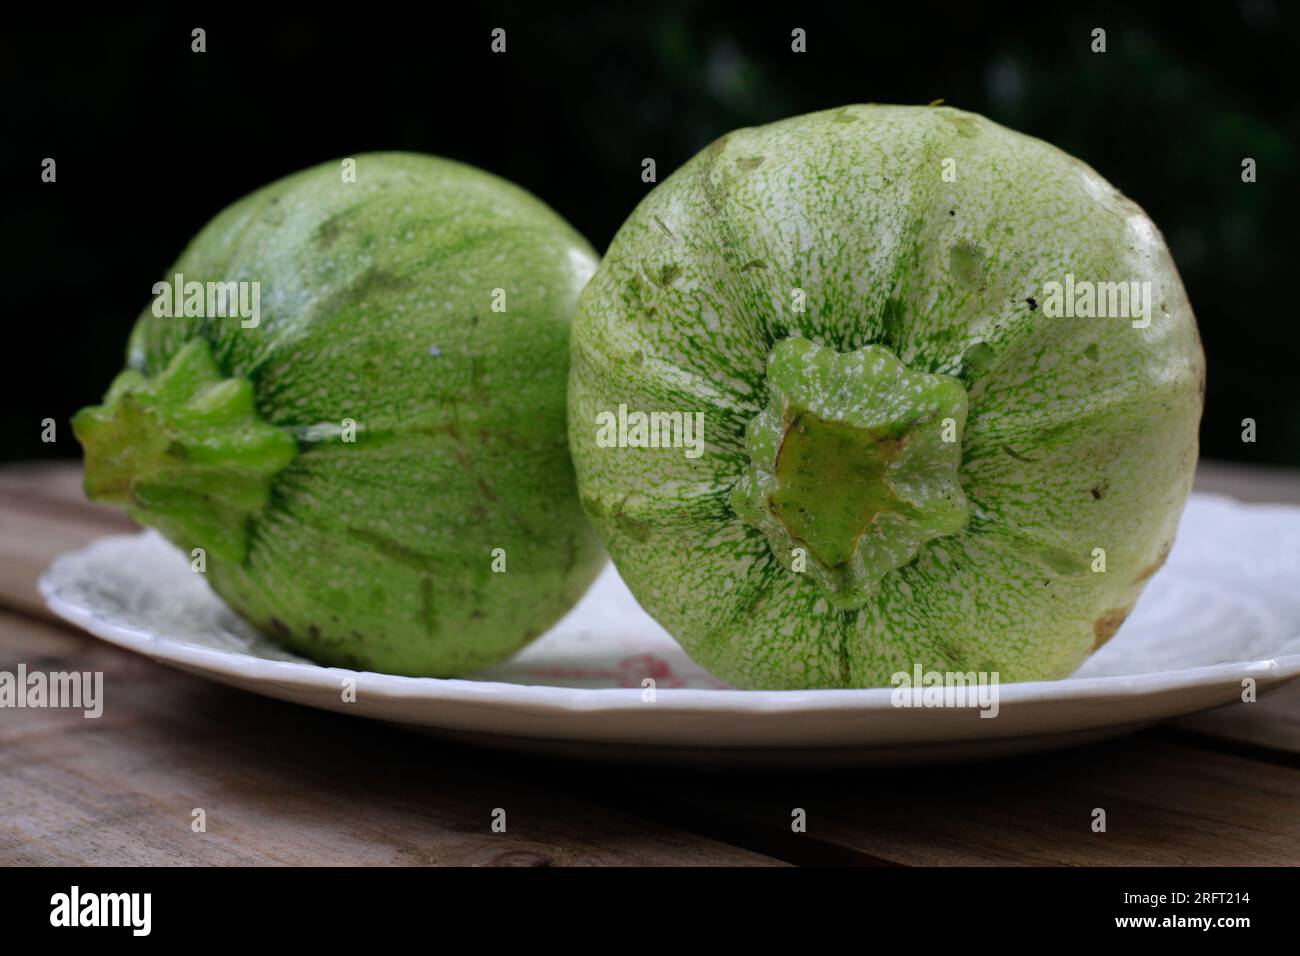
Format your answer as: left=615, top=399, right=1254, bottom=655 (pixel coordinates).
left=0, top=460, right=1297, bottom=866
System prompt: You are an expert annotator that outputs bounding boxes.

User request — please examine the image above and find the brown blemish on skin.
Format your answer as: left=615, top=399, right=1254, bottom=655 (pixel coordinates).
left=1093, top=606, right=1133, bottom=650
left=1134, top=542, right=1173, bottom=583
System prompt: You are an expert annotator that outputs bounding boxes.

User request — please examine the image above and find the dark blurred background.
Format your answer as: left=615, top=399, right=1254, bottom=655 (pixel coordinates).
left=3, top=2, right=1297, bottom=464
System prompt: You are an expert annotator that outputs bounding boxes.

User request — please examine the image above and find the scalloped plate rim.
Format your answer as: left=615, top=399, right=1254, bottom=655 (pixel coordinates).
left=37, top=517, right=1300, bottom=721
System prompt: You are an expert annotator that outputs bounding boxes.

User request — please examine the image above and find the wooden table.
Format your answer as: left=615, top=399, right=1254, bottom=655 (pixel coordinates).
left=1, top=460, right=1297, bottom=866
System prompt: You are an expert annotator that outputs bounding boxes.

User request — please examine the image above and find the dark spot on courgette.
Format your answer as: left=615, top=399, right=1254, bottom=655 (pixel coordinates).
left=1134, top=542, right=1173, bottom=582
left=1092, top=606, right=1133, bottom=649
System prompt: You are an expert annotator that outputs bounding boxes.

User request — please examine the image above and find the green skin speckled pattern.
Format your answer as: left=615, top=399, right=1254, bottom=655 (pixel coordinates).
left=569, top=105, right=1205, bottom=690
left=76, top=153, right=606, bottom=677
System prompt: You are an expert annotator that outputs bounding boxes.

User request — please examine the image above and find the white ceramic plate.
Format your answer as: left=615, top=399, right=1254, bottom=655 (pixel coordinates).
left=39, top=493, right=1300, bottom=767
